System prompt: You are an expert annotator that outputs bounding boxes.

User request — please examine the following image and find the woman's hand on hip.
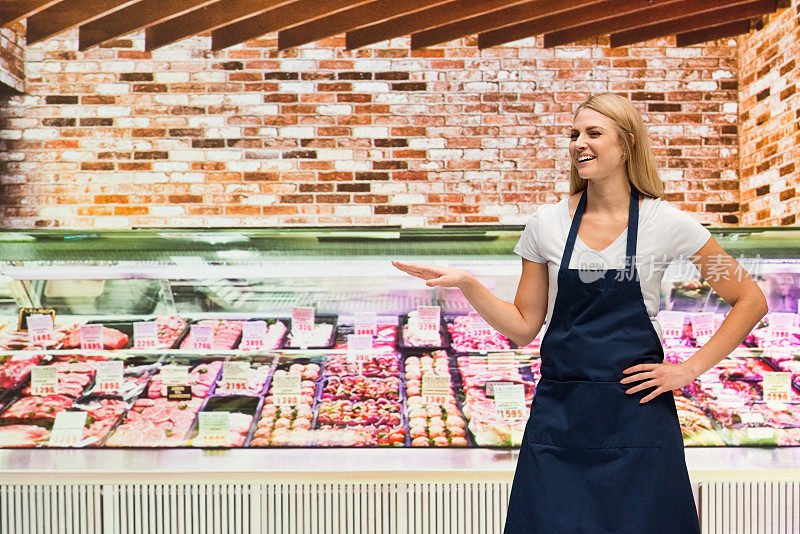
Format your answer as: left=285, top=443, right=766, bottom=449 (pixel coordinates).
left=391, top=261, right=472, bottom=289
left=620, top=362, right=696, bottom=403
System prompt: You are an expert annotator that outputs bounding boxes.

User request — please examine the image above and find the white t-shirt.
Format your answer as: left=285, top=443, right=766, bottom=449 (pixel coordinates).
left=513, top=196, right=712, bottom=344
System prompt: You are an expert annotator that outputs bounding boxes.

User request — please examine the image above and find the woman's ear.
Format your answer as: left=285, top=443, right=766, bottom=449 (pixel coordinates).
left=628, top=132, right=635, bottom=147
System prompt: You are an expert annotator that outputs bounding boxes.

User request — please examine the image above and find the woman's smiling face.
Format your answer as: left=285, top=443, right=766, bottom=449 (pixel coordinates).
left=569, top=108, right=628, bottom=181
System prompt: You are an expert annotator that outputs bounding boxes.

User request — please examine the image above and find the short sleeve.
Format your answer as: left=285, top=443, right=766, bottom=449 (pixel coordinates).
left=514, top=206, right=547, bottom=263
left=663, top=203, right=712, bottom=259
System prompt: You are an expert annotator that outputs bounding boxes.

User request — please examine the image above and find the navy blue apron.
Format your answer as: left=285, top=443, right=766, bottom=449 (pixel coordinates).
left=504, top=189, right=700, bottom=534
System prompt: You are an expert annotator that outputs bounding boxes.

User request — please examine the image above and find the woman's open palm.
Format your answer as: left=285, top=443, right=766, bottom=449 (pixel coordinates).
left=391, top=261, right=468, bottom=288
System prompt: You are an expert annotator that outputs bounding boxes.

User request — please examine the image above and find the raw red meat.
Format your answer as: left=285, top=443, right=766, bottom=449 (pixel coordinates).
left=0, top=425, right=49, bottom=447
left=62, top=326, right=129, bottom=350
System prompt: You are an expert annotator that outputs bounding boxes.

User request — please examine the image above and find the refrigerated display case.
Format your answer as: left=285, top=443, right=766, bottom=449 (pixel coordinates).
left=0, top=226, right=799, bottom=531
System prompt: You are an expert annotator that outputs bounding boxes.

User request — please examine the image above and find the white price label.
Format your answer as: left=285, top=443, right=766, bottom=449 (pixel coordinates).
left=292, top=307, right=315, bottom=333
left=197, top=411, right=229, bottom=446
left=690, top=313, right=715, bottom=339
left=272, top=375, right=301, bottom=396
left=160, top=365, right=189, bottom=386
left=95, top=360, right=124, bottom=393
left=494, top=384, right=526, bottom=421
left=240, top=321, right=267, bottom=350
left=767, top=313, right=797, bottom=340
left=190, top=325, right=214, bottom=350
left=220, top=362, right=250, bottom=392
left=468, top=312, right=492, bottom=337
left=49, top=411, right=87, bottom=447
left=133, top=321, right=158, bottom=349
left=354, top=312, right=378, bottom=336
left=746, top=427, right=775, bottom=440
left=740, top=412, right=766, bottom=424
left=488, top=352, right=516, bottom=372
left=762, top=372, right=792, bottom=402
left=658, top=311, right=685, bottom=339
left=422, top=374, right=450, bottom=404
left=346, top=334, right=373, bottom=363
left=80, top=324, right=104, bottom=351
left=31, top=365, right=58, bottom=396
left=273, top=394, right=301, bottom=406
left=416, top=306, right=441, bottom=332
left=27, top=314, right=55, bottom=346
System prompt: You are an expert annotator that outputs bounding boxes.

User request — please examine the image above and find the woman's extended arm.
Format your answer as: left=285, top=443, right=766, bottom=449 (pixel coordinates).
left=621, top=236, right=768, bottom=403
left=391, top=259, right=549, bottom=346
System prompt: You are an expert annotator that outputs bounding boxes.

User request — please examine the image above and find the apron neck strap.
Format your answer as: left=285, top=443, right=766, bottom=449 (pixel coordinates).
left=560, top=188, right=639, bottom=271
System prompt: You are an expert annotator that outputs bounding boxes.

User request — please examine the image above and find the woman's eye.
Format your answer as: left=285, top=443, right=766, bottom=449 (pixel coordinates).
left=590, top=131, right=600, bottom=136
left=569, top=133, right=578, bottom=139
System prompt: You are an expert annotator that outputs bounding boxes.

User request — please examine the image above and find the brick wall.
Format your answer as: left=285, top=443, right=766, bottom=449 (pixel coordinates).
left=738, top=0, right=800, bottom=226
left=0, top=30, right=739, bottom=228
left=0, top=21, right=25, bottom=94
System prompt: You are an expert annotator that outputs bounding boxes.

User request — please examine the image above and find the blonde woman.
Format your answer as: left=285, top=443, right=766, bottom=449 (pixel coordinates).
left=393, top=93, right=767, bottom=533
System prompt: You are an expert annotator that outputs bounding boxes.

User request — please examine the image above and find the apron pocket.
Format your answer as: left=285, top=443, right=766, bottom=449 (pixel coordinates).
left=594, top=382, right=664, bottom=448
left=527, top=379, right=596, bottom=448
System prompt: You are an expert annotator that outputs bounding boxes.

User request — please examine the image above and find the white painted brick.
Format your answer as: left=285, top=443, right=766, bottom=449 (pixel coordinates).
left=151, top=206, right=186, bottom=216
left=39, top=206, right=74, bottom=218
left=153, top=162, right=189, bottom=172
left=0, top=130, right=22, bottom=140
left=22, top=128, right=58, bottom=140
left=316, top=149, right=354, bottom=160
left=192, top=71, right=226, bottom=82
left=483, top=204, right=518, bottom=216
left=712, top=69, right=734, bottom=79
left=483, top=138, right=518, bottom=149
left=300, top=49, right=334, bottom=59
left=256, top=127, right=279, bottom=136
left=278, top=81, right=315, bottom=93
left=96, top=106, right=131, bottom=117
left=188, top=116, right=226, bottom=128
left=554, top=181, right=571, bottom=193
left=188, top=94, right=225, bottom=106
left=391, top=194, right=426, bottom=205
left=279, top=126, right=315, bottom=138
left=64, top=62, right=98, bottom=73
left=206, top=150, right=241, bottom=161
left=153, top=71, right=190, bottom=83
left=722, top=102, right=738, bottom=113
left=334, top=160, right=371, bottom=171
left=152, top=49, right=192, bottom=61
left=227, top=161, right=262, bottom=172
left=317, top=104, right=352, bottom=115
left=429, top=149, right=463, bottom=160
left=374, top=93, right=410, bottom=104
left=396, top=216, right=426, bottom=228
left=245, top=105, right=280, bottom=115
left=207, top=127, right=242, bottom=138
left=241, top=195, right=277, bottom=205
left=353, top=126, right=389, bottom=138
left=685, top=81, right=717, bottom=91
left=155, top=94, right=189, bottom=105
left=170, top=172, right=205, bottom=182
left=464, top=82, right=497, bottom=92
left=352, top=60, right=391, bottom=70
left=372, top=182, right=407, bottom=194
left=96, top=83, right=129, bottom=94
left=42, top=62, right=62, bottom=72
left=463, top=149, right=499, bottom=160
left=227, top=93, right=263, bottom=106
left=419, top=162, right=443, bottom=171
left=168, top=150, right=205, bottom=161
left=465, top=171, right=501, bottom=180
left=279, top=60, right=317, bottom=71
left=133, top=173, right=168, bottom=184
left=117, top=117, right=151, bottom=128
left=352, top=82, right=390, bottom=92
left=500, top=215, right=530, bottom=225
left=58, top=150, right=92, bottom=161
left=93, top=216, right=130, bottom=228
left=334, top=205, right=371, bottom=216
left=409, top=138, right=445, bottom=149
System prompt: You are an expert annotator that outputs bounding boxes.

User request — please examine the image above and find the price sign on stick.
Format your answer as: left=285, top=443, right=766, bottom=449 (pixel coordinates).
left=494, top=383, right=526, bottom=421
left=767, top=313, right=796, bottom=342
left=161, top=365, right=191, bottom=401
left=95, top=360, right=124, bottom=393
left=49, top=412, right=87, bottom=448
left=80, top=324, right=103, bottom=351
left=690, top=313, right=715, bottom=342
left=354, top=312, right=377, bottom=336
left=488, top=352, right=516, bottom=372
left=658, top=311, right=685, bottom=342
left=292, top=307, right=315, bottom=333
left=240, top=321, right=267, bottom=351
left=133, top=321, right=158, bottom=350
left=762, top=372, right=792, bottom=402
left=27, top=314, right=55, bottom=347
left=220, top=362, right=250, bottom=393
left=346, top=334, right=373, bottom=364
left=272, top=375, right=301, bottom=406
left=31, top=365, right=58, bottom=396
left=197, top=412, right=229, bottom=447
left=416, top=306, right=440, bottom=332
left=190, top=325, right=214, bottom=350
left=422, top=374, right=450, bottom=405
left=468, top=312, right=492, bottom=337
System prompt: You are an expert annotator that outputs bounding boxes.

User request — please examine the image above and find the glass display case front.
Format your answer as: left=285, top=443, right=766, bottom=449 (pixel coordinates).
left=0, top=226, right=798, bottom=450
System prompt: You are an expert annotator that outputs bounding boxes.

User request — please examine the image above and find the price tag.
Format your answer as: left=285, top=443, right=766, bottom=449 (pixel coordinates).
left=272, top=374, right=301, bottom=405
left=49, top=411, right=87, bottom=447
left=95, top=360, right=124, bottom=393
left=133, top=321, right=159, bottom=349
left=468, top=311, right=492, bottom=337
left=767, top=313, right=797, bottom=341
left=161, top=364, right=191, bottom=401
left=354, top=312, right=378, bottom=336
left=658, top=311, right=685, bottom=341
left=762, top=372, right=792, bottom=401
left=219, top=361, right=250, bottom=392
left=18, top=307, right=56, bottom=331
left=189, top=325, right=214, bottom=350
left=494, top=383, right=526, bottom=421
left=740, top=412, right=766, bottom=424
left=346, top=334, right=374, bottom=363
left=416, top=306, right=441, bottom=333
left=239, top=321, right=267, bottom=350
left=746, top=427, right=775, bottom=441
left=31, top=365, right=58, bottom=396
left=690, top=313, right=715, bottom=342
left=27, top=314, right=55, bottom=346
left=80, top=324, right=103, bottom=351
left=485, top=380, right=514, bottom=399
left=488, top=352, right=516, bottom=372
left=197, top=411, right=229, bottom=446
left=422, top=374, right=450, bottom=405
left=292, top=307, right=315, bottom=333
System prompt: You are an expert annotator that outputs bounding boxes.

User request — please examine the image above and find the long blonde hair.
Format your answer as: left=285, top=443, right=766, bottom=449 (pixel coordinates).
left=569, top=93, right=664, bottom=198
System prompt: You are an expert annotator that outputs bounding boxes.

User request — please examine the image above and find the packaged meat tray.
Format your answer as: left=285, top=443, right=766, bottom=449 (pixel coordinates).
left=79, top=355, right=160, bottom=400
left=284, top=314, right=338, bottom=349
left=237, top=318, right=288, bottom=351
left=65, top=395, right=131, bottom=447
left=446, top=314, right=513, bottom=352
left=396, top=312, right=449, bottom=351
left=0, top=319, right=83, bottom=350
left=146, top=358, right=224, bottom=399
left=0, top=424, right=50, bottom=447
left=60, top=322, right=131, bottom=350
left=672, top=390, right=726, bottom=447
left=333, top=322, right=397, bottom=350
left=320, top=376, right=402, bottom=403
left=179, top=319, right=245, bottom=350
left=214, top=357, right=274, bottom=396
left=105, top=397, right=204, bottom=447
left=323, top=351, right=401, bottom=379
left=0, top=353, right=44, bottom=390
left=128, top=316, right=189, bottom=350
left=314, top=398, right=405, bottom=447
left=185, top=395, right=261, bottom=448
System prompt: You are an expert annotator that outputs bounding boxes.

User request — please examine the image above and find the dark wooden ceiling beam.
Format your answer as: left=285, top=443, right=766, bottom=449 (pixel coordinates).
left=477, top=0, right=689, bottom=49
left=144, top=0, right=295, bottom=51
left=346, top=0, right=535, bottom=50
left=543, top=0, right=750, bottom=47
left=277, top=0, right=453, bottom=51
left=675, top=18, right=753, bottom=46
left=27, top=0, right=142, bottom=44
left=79, top=0, right=221, bottom=50
left=610, top=0, right=777, bottom=47
left=1, top=0, right=63, bottom=27
left=211, top=0, right=374, bottom=51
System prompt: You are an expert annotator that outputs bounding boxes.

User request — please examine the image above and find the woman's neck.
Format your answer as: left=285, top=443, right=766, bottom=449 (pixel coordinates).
left=584, top=179, right=632, bottom=216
